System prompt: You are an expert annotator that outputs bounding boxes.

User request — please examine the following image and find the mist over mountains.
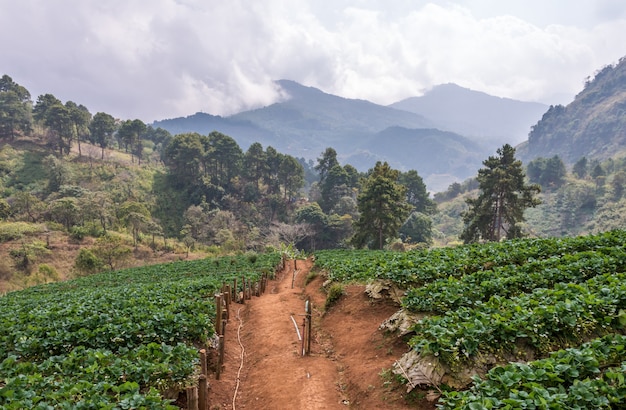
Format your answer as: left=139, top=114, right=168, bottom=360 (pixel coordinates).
left=154, top=80, right=548, bottom=192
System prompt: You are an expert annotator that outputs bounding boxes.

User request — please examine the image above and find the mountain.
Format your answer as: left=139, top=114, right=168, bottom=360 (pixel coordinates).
left=154, top=80, right=536, bottom=191
left=517, top=57, right=626, bottom=164
left=344, top=127, right=485, bottom=192
left=152, top=112, right=276, bottom=150
left=389, top=83, right=548, bottom=149
left=229, top=80, right=434, bottom=154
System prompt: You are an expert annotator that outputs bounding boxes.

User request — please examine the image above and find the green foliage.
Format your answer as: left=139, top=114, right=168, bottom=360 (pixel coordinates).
left=527, top=155, right=566, bottom=189
left=0, top=75, right=32, bottom=141
left=461, top=144, right=541, bottom=243
left=0, top=222, right=46, bottom=242
left=410, top=272, right=626, bottom=366
left=352, top=161, right=413, bottom=249
left=0, top=252, right=281, bottom=407
left=92, top=234, right=132, bottom=270
left=400, top=211, right=433, bottom=244
left=324, top=283, right=345, bottom=311
left=439, top=334, right=626, bottom=409
left=524, top=57, right=626, bottom=164
left=74, top=248, right=103, bottom=276
left=315, top=230, right=626, bottom=407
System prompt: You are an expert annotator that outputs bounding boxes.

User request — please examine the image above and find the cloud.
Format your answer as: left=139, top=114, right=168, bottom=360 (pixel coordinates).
left=0, top=0, right=625, bottom=121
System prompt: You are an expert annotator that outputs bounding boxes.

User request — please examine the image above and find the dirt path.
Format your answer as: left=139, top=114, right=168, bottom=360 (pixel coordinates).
left=208, top=259, right=434, bottom=409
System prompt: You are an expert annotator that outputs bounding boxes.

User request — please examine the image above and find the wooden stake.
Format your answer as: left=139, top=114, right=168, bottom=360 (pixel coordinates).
left=216, top=335, right=225, bottom=380
left=186, top=386, right=198, bottom=410
left=220, top=334, right=225, bottom=365
left=200, top=349, right=207, bottom=376
left=215, top=294, right=223, bottom=336
left=198, top=375, right=208, bottom=410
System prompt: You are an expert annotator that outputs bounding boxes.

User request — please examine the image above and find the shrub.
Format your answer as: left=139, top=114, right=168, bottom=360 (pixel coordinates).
left=69, top=225, right=88, bottom=242
left=0, top=222, right=46, bottom=242
left=74, top=248, right=104, bottom=276
left=324, top=283, right=345, bottom=311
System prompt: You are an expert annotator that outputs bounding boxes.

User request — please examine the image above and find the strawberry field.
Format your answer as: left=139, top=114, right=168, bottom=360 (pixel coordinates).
left=0, top=253, right=280, bottom=408
left=315, top=230, right=626, bottom=407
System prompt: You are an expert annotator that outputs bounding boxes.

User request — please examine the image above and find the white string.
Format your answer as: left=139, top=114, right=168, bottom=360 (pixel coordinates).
left=232, top=307, right=245, bottom=410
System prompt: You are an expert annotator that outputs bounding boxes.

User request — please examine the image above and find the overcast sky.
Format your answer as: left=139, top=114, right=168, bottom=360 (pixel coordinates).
left=1, top=0, right=625, bottom=122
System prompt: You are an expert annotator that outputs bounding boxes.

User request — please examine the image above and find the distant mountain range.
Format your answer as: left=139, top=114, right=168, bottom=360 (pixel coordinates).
left=154, top=80, right=548, bottom=192
left=389, top=83, right=548, bottom=149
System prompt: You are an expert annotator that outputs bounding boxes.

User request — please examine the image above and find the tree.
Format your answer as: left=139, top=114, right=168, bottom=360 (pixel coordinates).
left=295, top=202, right=328, bottom=250
left=399, top=169, right=436, bottom=214
left=10, top=192, right=45, bottom=222
left=33, top=94, right=62, bottom=124
left=352, top=161, right=413, bottom=249
left=460, top=144, right=541, bottom=243
left=611, top=170, right=626, bottom=199
left=118, top=119, right=147, bottom=163
left=400, top=211, right=433, bottom=244
left=315, top=147, right=339, bottom=182
left=277, top=154, right=304, bottom=200
left=527, top=156, right=566, bottom=189
left=0, top=75, right=32, bottom=140
left=205, top=131, right=243, bottom=189
left=74, top=248, right=103, bottom=276
left=269, top=222, right=314, bottom=248
left=119, top=200, right=151, bottom=247
left=43, top=154, right=74, bottom=193
left=65, top=101, right=91, bottom=157
left=92, top=234, right=131, bottom=270
left=48, top=197, right=80, bottom=230
left=44, top=103, right=74, bottom=155
left=89, top=112, right=117, bottom=159
left=572, top=157, right=588, bottom=179
left=164, top=132, right=206, bottom=187
left=320, top=164, right=350, bottom=212
left=243, top=142, right=267, bottom=197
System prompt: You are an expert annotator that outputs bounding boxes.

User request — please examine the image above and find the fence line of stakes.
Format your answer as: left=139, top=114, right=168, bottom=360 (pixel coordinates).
left=185, top=271, right=269, bottom=410
left=186, top=257, right=308, bottom=409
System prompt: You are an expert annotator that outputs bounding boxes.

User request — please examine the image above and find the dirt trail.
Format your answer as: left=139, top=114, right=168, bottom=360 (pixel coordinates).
left=208, top=259, right=434, bottom=410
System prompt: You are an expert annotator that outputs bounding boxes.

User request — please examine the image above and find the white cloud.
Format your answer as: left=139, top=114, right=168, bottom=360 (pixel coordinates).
left=0, top=0, right=625, bottom=121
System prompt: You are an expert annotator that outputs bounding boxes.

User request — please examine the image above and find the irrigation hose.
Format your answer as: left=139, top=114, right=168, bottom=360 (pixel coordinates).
left=233, top=307, right=245, bottom=410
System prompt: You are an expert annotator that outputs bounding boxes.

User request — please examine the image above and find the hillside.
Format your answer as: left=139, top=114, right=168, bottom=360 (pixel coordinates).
left=0, top=139, right=208, bottom=294
left=517, top=57, right=626, bottom=164
left=389, top=83, right=548, bottom=149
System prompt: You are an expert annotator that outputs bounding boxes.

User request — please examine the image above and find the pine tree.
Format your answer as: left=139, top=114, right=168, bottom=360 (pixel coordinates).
left=460, top=144, right=541, bottom=243
left=352, top=162, right=412, bottom=249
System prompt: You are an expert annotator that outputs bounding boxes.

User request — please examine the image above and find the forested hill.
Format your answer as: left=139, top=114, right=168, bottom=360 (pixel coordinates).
left=517, top=57, right=626, bottom=164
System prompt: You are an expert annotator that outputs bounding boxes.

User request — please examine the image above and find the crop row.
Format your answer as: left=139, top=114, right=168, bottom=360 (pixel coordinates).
left=0, top=253, right=281, bottom=407
left=315, top=230, right=626, bottom=286
left=404, top=247, right=626, bottom=313
left=0, top=343, right=195, bottom=409
left=410, top=272, right=626, bottom=367
left=438, top=333, right=626, bottom=409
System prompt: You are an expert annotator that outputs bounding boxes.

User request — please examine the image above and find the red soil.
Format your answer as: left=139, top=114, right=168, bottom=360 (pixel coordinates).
left=207, top=258, right=436, bottom=409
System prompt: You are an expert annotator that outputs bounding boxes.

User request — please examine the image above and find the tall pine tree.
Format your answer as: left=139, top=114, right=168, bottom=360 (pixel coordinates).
left=352, top=162, right=412, bottom=249
left=461, top=144, right=541, bottom=243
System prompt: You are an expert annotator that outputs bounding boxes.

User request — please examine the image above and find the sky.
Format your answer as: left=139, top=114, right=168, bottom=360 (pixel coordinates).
left=1, top=0, right=625, bottom=123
